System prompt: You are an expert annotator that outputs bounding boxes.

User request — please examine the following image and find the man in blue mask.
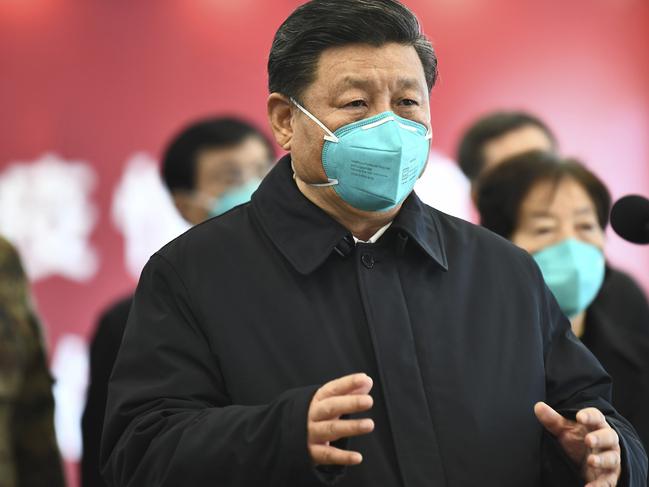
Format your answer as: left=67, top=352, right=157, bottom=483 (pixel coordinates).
left=162, top=117, right=276, bottom=225
left=101, top=1, right=647, bottom=486
left=80, top=117, right=275, bottom=487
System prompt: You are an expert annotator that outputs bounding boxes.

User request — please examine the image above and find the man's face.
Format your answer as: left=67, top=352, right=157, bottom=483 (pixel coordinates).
left=175, top=136, right=272, bottom=225
left=289, top=42, right=431, bottom=191
left=481, top=125, right=554, bottom=176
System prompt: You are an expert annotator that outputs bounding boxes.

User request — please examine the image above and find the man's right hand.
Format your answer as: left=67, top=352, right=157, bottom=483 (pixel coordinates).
left=307, top=373, right=375, bottom=466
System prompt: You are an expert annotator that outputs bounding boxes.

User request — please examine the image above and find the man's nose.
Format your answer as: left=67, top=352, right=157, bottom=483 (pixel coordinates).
left=556, top=223, right=578, bottom=242
left=368, top=96, right=394, bottom=117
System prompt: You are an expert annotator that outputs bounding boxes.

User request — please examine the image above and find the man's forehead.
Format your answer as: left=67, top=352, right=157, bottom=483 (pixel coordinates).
left=313, top=43, right=425, bottom=80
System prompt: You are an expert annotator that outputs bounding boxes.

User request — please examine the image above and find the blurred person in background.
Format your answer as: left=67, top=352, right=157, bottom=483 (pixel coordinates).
left=80, top=117, right=275, bottom=487
left=475, top=150, right=649, bottom=459
left=0, top=236, right=65, bottom=487
left=162, top=117, right=277, bottom=226
left=457, top=110, right=557, bottom=185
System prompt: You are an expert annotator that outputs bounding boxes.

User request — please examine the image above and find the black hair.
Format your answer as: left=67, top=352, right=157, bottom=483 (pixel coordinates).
left=475, top=151, right=611, bottom=239
left=161, top=117, right=275, bottom=193
left=457, top=111, right=557, bottom=181
left=268, top=0, right=437, bottom=100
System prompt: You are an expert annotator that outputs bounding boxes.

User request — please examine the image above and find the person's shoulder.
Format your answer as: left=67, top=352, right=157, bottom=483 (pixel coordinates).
left=90, top=294, right=134, bottom=354
left=146, top=203, right=256, bottom=280
left=594, top=265, right=649, bottom=332
left=0, top=236, right=23, bottom=273
left=599, top=266, right=648, bottom=310
left=430, top=205, right=534, bottom=262
left=603, top=266, right=647, bottom=295
left=428, top=205, right=545, bottom=289
left=158, top=204, right=251, bottom=257
left=98, top=295, right=134, bottom=326
left=0, top=235, right=16, bottom=256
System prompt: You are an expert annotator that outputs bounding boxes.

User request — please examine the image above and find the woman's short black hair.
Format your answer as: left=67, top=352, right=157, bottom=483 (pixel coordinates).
left=268, top=0, right=437, bottom=100
left=457, top=111, right=557, bottom=181
left=475, top=151, right=611, bottom=239
left=161, top=117, right=275, bottom=193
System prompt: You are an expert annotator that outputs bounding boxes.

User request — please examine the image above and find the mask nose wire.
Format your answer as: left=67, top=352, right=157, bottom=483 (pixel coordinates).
left=289, top=97, right=339, bottom=143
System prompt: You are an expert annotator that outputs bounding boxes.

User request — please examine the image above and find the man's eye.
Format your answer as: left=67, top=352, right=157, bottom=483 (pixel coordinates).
left=578, top=223, right=596, bottom=232
left=534, top=227, right=553, bottom=236
left=400, top=99, right=419, bottom=106
left=345, top=100, right=367, bottom=108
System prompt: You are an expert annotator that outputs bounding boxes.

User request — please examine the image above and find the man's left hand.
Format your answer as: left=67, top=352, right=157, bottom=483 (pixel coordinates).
left=534, top=402, right=621, bottom=486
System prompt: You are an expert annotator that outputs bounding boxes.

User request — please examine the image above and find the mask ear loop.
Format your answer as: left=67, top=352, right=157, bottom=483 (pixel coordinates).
left=417, top=118, right=433, bottom=179
left=289, top=97, right=339, bottom=186
left=290, top=160, right=338, bottom=187
left=290, top=97, right=339, bottom=143
left=425, top=114, right=433, bottom=140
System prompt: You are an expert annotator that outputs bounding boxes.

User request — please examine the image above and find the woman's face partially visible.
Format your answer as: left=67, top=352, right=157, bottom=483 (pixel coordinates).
left=511, top=177, right=605, bottom=255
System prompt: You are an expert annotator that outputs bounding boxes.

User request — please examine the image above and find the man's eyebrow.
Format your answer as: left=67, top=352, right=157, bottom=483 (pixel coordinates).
left=334, top=76, right=374, bottom=91
left=332, top=76, right=423, bottom=92
left=394, top=76, right=422, bottom=90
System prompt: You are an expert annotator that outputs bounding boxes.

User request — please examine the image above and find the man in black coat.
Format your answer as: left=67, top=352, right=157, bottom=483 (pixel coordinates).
left=101, top=1, right=647, bottom=486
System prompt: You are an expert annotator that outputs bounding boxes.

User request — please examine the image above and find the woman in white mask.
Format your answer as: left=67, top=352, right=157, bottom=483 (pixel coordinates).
left=475, top=149, right=649, bottom=462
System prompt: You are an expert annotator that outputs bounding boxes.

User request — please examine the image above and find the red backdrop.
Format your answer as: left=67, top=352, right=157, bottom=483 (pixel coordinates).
left=1, top=1, right=648, bottom=485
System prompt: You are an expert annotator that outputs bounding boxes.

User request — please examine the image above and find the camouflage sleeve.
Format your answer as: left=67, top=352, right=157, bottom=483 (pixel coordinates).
left=0, top=238, right=66, bottom=487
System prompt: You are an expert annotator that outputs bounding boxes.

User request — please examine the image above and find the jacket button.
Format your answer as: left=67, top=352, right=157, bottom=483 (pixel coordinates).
left=361, top=253, right=375, bottom=269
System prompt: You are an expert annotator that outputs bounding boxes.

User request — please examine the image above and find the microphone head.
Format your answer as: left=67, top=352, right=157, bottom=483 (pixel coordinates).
left=610, top=195, right=649, bottom=244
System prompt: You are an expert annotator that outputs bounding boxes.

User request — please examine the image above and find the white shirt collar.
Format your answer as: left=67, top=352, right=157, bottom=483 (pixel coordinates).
left=352, top=221, right=393, bottom=245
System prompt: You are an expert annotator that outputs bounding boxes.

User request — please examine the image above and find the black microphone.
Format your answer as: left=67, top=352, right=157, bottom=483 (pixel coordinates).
left=610, top=195, right=649, bottom=244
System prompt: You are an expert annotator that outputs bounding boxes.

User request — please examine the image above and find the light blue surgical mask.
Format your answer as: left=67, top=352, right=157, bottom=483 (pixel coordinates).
left=532, top=238, right=606, bottom=318
left=208, top=178, right=262, bottom=217
left=291, top=99, right=432, bottom=212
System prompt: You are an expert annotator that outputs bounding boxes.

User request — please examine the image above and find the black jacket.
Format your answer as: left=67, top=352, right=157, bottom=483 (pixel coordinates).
left=584, top=267, right=649, bottom=461
left=81, top=295, right=133, bottom=487
left=101, top=155, right=647, bottom=486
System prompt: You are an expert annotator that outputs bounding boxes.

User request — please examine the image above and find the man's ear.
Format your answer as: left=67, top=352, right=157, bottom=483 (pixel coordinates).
left=267, top=93, right=293, bottom=151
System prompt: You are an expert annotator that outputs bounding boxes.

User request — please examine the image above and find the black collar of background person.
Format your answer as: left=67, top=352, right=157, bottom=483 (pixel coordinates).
left=250, top=155, right=449, bottom=275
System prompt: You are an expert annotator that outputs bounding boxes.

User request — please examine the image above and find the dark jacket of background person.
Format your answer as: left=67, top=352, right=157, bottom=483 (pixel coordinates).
left=100, top=156, right=647, bottom=487
left=0, top=237, right=65, bottom=487
left=80, top=296, right=132, bottom=487
left=585, top=267, right=649, bottom=458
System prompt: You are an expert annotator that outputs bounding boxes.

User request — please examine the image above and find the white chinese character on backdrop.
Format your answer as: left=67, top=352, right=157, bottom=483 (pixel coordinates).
left=51, top=333, right=89, bottom=462
left=0, top=153, right=99, bottom=281
left=112, top=152, right=191, bottom=280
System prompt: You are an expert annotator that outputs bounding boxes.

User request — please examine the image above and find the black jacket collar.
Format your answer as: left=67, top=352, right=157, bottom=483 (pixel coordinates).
left=251, top=155, right=448, bottom=275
